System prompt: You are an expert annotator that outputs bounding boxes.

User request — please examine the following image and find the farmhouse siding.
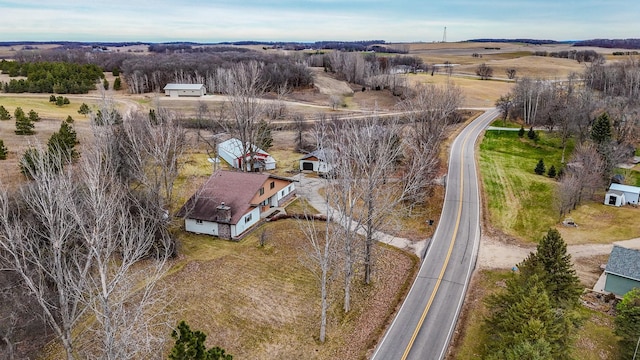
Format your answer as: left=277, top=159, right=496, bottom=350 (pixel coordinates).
left=604, top=273, right=640, bottom=296
left=185, top=219, right=219, bottom=236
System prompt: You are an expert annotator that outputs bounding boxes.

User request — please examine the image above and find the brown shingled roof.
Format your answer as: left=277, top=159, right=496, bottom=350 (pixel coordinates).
left=178, top=170, right=270, bottom=225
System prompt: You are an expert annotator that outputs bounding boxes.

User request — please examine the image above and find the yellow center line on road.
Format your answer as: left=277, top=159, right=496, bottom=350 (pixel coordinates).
left=400, top=116, right=489, bottom=360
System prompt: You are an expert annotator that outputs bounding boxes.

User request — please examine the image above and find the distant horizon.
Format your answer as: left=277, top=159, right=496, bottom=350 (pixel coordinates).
left=0, top=38, right=612, bottom=45
left=1, top=1, right=639, bottom=43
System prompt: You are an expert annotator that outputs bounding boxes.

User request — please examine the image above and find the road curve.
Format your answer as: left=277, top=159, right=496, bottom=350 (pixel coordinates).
left=371, top=108, right=500, bottom=360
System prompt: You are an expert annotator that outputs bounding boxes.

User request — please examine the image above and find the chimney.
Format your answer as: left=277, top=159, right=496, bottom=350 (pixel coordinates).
left=216, top=202, right=231, bottom=223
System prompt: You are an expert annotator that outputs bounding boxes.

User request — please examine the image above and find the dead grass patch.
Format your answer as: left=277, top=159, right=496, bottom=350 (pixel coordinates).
left=557, top=201, right=640, bottom=245
left=164, top=220, right=417, bottom=359
left=405, top=74, right=514, bottom=108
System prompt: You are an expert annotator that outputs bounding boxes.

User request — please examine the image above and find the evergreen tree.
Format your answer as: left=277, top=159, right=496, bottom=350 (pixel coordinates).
left=56, top=96, right=65, bottom=106
left=591, top=112, right=612, bottom=144
left=149, top=109, right=157, bottom=125
left=0, top=139, right=7, bottom=160
left=48, top=121, right=78, bottom=161
left=113, top=77, right=122, bottom=91
left=528, top=126, right=537, bottom=140
left=534, top=159, right=546, bottom=175
left=14, top=106, right=25, bottom=120
left=78, top=102, right=91, bottom=116
left=484, top=274, right=563, bottom=358
left=169, top=321, right=232, bottom=360
left=615, top=288, right=640, bottom=360
left=94, top=109, right=122, bottom=125
left=15, top=111, right=34, bottom=135
left=0, top=105, right=10, bottom=120
left=28, top=109, right=40, bottom=122
left=547, top=165, right=556, bottom=178
left=49, top=94, right=57, bottom=102
left=63, top=97, right=70, bottom=104
left=518, top=229, right=582, bottom=308
left=112, top=68, right=120, bottom=76
left=485, top=339, right=553, bottom=360
left=19, top=147, right=40, bottom=178
left=65, top=115, right=74, bottom=123
left=518, top=125, right=525, bottom=138
left=103, top=78, right=109, bottom=90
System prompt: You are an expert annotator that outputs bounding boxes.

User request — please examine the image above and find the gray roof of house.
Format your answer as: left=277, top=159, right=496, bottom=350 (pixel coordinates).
left=163, top=83, right=205, bottom=90
left=606, top=245, right=640, bottom=281
left=607, top=190, right=624, bottom=196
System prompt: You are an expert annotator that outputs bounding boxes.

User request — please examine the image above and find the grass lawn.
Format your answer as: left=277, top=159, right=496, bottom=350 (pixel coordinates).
left=451, top=270, right=619, bottom=360
left=479, top=128, right=640, bottom=244
left=479, top=129, right=570, bottom=242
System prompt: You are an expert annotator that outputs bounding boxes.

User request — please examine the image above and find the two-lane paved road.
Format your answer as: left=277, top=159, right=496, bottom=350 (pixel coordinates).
left=372, top=108, right=500, bottom=360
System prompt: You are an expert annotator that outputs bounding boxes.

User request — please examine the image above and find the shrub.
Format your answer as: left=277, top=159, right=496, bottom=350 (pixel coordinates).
left=535, top=159, right=546, bottom=175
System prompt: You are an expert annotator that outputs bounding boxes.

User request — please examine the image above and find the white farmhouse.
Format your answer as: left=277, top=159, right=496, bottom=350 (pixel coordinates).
left=176, top=170, right=296, bottom=240
left=163, top=83, right=206, bottom=97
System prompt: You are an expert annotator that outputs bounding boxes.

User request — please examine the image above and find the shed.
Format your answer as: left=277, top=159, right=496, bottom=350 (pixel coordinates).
left=607, top=183, right=640, bottom=205
left=604, top=245, right=640, bottom=297
left=299, top=149, right=334, bottom=174
left=163, top=83, right=206, bottom=97
left=218, top=138, right=276, bottom=171
left=604, top=190, right=625, bottom=207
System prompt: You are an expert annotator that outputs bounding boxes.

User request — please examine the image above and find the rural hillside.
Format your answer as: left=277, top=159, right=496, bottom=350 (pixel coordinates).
left=0, top=38, right=638, bottom=360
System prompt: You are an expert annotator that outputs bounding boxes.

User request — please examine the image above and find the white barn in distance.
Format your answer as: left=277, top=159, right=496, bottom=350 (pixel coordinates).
left=163, top=83, right=206, bottom=97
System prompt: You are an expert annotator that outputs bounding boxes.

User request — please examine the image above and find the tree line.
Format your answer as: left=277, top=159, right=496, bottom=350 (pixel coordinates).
left=0, top=60, right=104, bottom=93
left=532, top=49, right=602, bottom=63
left=121, top=52, right=314, bottom=94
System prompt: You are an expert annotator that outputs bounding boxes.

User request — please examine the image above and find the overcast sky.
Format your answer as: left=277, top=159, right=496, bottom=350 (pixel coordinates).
left=1, top=0, right=639, bottom=43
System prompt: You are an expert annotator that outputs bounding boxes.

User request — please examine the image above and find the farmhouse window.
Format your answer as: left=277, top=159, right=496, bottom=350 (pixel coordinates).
left=270, top=181, right=275, bottom=189
left=196, top=219, right=203, bottom=225
left=259, top=187, right=264, bottom=196
left=245, top=214, right=252, bottom=223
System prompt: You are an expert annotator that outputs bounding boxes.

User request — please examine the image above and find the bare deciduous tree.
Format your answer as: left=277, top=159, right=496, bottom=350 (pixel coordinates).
left=476, top=63, right=494, bottom=80
left=220, top=61, right=271, bottom=172
left=0, top=108, right=177, bottom=359
left=298, top=173, right=338, bottom=342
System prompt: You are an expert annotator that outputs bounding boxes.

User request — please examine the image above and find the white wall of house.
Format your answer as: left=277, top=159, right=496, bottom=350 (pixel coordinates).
left=276, top=184, right=295, bottom=203
left=185, top=218, right=219, bottom=236
left=231, top=207, right=261, bottom=237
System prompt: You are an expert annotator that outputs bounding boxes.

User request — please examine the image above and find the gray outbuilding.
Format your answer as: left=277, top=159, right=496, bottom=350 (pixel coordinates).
left=163, top=83, right=206, bottom=97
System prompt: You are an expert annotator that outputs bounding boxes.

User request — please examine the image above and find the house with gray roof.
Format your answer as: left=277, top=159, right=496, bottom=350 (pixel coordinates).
left=176, top=170, right=295, bottom=240
left=163, top=83, right=206, bottom=97
left=604, top=245, right=640, bottom=296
